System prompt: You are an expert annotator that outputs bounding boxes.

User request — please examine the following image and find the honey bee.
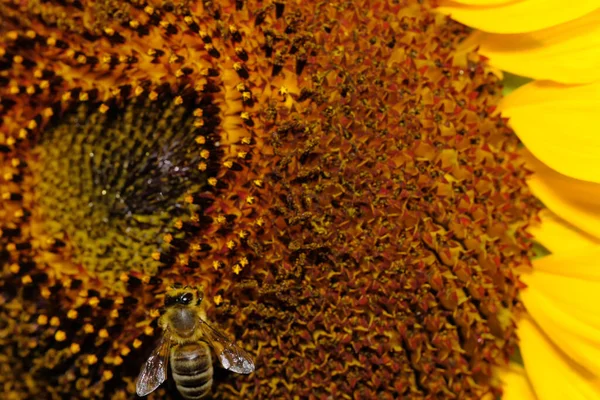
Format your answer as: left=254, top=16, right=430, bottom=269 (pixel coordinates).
left=135, top=286, right=255, bottom=399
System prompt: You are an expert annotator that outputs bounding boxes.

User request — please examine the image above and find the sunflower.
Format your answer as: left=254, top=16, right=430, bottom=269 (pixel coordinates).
left=0, top=1, right=557, bottom=399
left=439, top=1, right=600, bottom=399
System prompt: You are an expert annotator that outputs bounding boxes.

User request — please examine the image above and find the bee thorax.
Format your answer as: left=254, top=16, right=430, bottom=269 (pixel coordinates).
left=167, top=307, right=197, bottom=337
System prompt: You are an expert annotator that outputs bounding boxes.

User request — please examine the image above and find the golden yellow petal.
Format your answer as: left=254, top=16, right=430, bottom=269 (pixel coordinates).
left=521, top=150, right=600, bottom=239
left=529, top=210, right=600, bottom=254
left=496, top=364, right=537, bottom=400
left=521, top=266, right=600, bottom=374
left=461, top=9, right=600, bottom=84
left=519, top=316, right=600, bottom=399
left=437, top=0, right=599, bottom=34
left=501, top=81, right=600, bottom=183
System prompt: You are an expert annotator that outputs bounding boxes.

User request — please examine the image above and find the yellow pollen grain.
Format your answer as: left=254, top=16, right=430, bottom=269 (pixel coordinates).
left=175, top=69, right=184, bottom=78
left=79, top=92, right=89, bottom=101
left=27, top=120, right=37, bottom=130
left=256, top=217, right=265, bottom=227
left=240, top=112, right=250, bottom=120
left=40, top=80, right=49, bottom=90
left=6, top=31, right=18, bottom=40
left=78, top=290, right=88, bottom=298
left=9, top=85, right=19, bottom=95
left=149, top=91, right=158, bottom=101
left=159, top=21, right=170, bottom=29
left=88, top=297, right=99, bottom=307
left=237, top=151, right=247, bottom=159
left=28, top=340, right=37, bottom=349
left=120, top=347, right=130, bottom=356
left=212, top=261, right=222, bottom=270
left=6, top=137, right=15, bottom=146
left=169, top=54, right=180, bottom=64
left=233, top=62, right=242, bottom=71
left=46, top=37, right=56, bottom=46
left=144, top=326, right=154, bottom=336
left=253, top=179, right=264, bottom=187
left=110, top=309, right=119, bottom=319
left=104, top=27, right=114, bottom=36
left=102, top=370, right=113, bottom=381
left=76, top=55, right=87, bottom=64
left=190, top=243, right=200, bottom=252
left=174, top=96, right=183, bottom=105
left=279, top=86, right=289, bottom=96
left=147, top=48, right=157, bottom=57
left=200, top=149, right=210, bottom=159
left=246, top=196, right=255, bottom=204
left=40, top=287, right=51, bottom=299
left=67, top=310, right=78, bottom=319
left=98, top=329, right=109, bottom=339
left=9, top=264, right=19, bottom=274
left=214, top=295, right=223, bottom=305
left=113, top=356, right=123, bottom=366
left=119, top=273, right=129, bottom=282
left=134, top=86, right=144, bottom=96
left=184, top=194, right=194, bottom=204
left=236, top=83, right=246, bottom=92
left=43, top=107, right=54, bottom=118
left=129, top=20, right=140, bottom=29
left=184, top=16, right=193, bottom=24
left=13, top=55, right=23, bottom=64
left=193, top=109, right=203, bottom=117
left=55, top=330, right=67, bottom=342
left=223, top=160, right=233, bottom=169
left=61, top=92, right=72, bottom=101
left=208, top=178, right=217, bottom=186
left=149, top=309, right=160, bottom=318
left=99, top=104, right=109, bottom=114
left=240, top=257, right=249, bottom=267
left=37, top=315, right=48, bottom=325
left=114, top=297, right=124, bottom=306
left=6, top=243, right=16, bottom=252
left=163, top=233, right=173, bottom=243
left=175, top=220, right=183, bottom=229
left=238, top=231, right=248, bottom=239
left=87, top=355, right=98, bottom=365
left=144, top=5, right=154, bottom=15
left=101, top=54, right=112, bottom=64
left=83, top=324, right=94, bottom=334
left=65, top=50, right=75, bottom=58
left=70, top=343, right=81, bottom=354
left=191, top=213, right=199, bottom=223
left=226, top=240, right=236, bottom=250
left=152, top=252, right=161, bottom=261
left=216, top=215, right=226, bottom=224
left=26, top=86, right=35, bottom=95
left=14, top=209, right=24, bottom=219
left=33, top=69, right=43, bottom=78
left=118, top=54, right=128, bottom=63
left=133, top=339, right=142, bottom=349
left=21, top=275, right=32, bottom=284
left=242, top=92, right=252, bottom=102
left=195, top=136, right=206, bottom=145
left=25, top=30, right=36, bottom=39
left=142, top=275, right=150, bottom=284
left=233, top=265, right=242, bottom=275
left=194, top=120, right=204, bottom=127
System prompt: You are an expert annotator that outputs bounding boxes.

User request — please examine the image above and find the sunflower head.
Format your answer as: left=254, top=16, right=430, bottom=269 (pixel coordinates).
left=0, top=0, right=540, bottom=399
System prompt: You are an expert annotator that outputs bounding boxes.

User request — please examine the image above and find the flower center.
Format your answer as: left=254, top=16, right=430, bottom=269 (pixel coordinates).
left=30, top=91, right=217, bottom=278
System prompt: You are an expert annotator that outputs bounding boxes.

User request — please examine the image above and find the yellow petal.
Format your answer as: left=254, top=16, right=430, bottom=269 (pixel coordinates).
left=529, top=210, right=600, bottom=254
left=501, top=81, right=600, bottom=183
left=497, top=364, right=537, bottom=400
left=521, top=266, right=600, bottom=374
left=462, top=9, right=600, bottom=84
left=519, top=316, right=600, bottom=400
left=437, top=0, right=599, bottom=34
left=521, top=150, right=600, bottom=240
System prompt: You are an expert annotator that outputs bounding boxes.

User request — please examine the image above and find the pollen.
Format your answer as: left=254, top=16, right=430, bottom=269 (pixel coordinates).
left=55, top=331, right=67, bottom=342
left=214, top=295, right=223, bottom=305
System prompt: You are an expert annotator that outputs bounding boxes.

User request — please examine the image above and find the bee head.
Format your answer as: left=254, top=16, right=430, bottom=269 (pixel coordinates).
left=164, top=286, right=204, bottom=308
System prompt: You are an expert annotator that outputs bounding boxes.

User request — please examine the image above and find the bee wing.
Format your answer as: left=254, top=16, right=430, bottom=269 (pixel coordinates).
left=135, top=331, right=171, bottom=396
left=198, top=318, right=255, bottom=374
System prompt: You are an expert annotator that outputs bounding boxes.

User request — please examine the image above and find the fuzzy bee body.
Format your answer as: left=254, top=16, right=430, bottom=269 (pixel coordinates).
left=171, top=342, right=213, bottom=400
left=135, top=287, right=255, bottom=399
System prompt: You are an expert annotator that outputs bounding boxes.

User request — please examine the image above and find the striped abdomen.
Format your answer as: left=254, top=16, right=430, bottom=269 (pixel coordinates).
left=170, top=342, right=213, bottom=400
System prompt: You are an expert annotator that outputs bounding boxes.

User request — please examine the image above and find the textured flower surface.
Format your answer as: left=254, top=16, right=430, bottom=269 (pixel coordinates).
left=439, top=1, right=600, bottom=399
left=1, top=1, right=540, bottom=399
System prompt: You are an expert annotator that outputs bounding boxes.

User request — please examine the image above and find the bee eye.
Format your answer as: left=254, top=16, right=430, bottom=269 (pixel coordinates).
left=165, top=295, right=176, bottom=307
left=180, top=293, right=193, bottom=305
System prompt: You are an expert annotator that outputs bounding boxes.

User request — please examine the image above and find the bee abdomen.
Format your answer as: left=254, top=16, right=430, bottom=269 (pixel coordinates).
left=171, top=342, right=213, bottom=400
